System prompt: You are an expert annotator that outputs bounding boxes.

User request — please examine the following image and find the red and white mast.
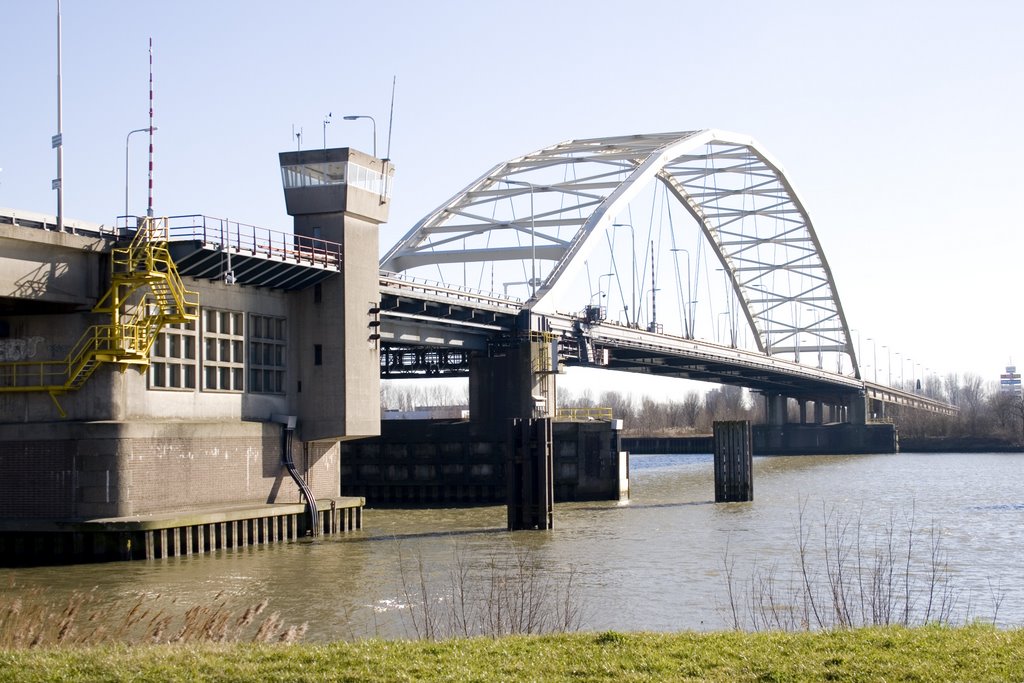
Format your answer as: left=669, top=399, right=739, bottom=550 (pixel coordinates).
left=147, top=37, right=155, bottom=218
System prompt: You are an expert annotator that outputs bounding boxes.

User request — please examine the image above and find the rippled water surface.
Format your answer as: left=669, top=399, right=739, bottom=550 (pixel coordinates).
left=4, top=452, right=1023, bottom=639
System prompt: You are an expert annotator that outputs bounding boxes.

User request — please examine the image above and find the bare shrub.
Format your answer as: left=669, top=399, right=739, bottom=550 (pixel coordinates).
left=720, top=500, right=984, bottom=631
left=394, top=539, right=586, bottom=640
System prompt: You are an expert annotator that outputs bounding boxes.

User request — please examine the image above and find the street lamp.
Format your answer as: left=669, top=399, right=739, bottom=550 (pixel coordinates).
left=342, top=115, right=377, bottom=157
left=322, top=112, right=331, bottom=149
left=612, top=223, right=637, bottom=327
left=882, top=345, right=892, bottom=386
left=597, top=272, right=614, bottom=302
left=125, top=126, right=156, bottom=221
left=867, top=337, right=878, bottom=383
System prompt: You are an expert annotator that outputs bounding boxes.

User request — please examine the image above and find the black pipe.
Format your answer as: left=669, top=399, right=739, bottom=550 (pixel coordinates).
left=281, top=424, right=319, bottom=536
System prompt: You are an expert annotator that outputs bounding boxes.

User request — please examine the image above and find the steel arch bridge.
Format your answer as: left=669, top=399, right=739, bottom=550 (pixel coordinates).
left=381, top=130, right=860, bottom=379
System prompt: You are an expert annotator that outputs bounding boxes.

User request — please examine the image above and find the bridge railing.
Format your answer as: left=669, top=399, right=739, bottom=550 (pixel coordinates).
left=555, top=406, right=614, bottom=422
left=379, top=270, right=523, bottom=311
left=116, top=215, right=342, bottom=269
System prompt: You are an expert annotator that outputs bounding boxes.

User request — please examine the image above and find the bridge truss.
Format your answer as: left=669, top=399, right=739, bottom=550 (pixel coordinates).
left=382, top=130, right=860, bottom=378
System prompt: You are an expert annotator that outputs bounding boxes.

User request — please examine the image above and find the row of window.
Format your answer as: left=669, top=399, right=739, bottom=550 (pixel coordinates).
left=150, top=310, right=286, bottom=394
left=280, top=161, right=392, bottom=197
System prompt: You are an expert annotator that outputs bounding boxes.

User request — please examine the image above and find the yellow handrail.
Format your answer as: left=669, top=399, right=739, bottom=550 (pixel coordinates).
left=554, top=406, right=614, bottom=422
left=0, top=217, right=199, bottom=403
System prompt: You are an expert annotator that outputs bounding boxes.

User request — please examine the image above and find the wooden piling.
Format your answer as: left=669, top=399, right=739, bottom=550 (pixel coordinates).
left=713, top=420, right=754, bottom=502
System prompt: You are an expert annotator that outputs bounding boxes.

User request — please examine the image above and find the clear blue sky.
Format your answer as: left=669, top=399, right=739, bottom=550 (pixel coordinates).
left=1, top=0, right=1021, bottom=386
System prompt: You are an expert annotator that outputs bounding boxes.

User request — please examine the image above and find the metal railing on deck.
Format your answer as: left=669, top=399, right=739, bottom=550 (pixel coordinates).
left=555, top=406, right=614, bottom=422
left=161, top=214, right=342, bottom=269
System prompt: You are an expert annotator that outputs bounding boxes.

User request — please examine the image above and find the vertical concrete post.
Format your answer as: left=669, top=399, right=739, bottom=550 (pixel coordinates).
left=814, top=400, right=824, bottom=425
left=798, top=400, right=807, bottom=424
left=713, top=420, right=753, bottom=503
left=848, top=391, right=867, bottom=425
left=506, top=417, right=554, bottom=530
left=765, top=393, right=788, bottom=426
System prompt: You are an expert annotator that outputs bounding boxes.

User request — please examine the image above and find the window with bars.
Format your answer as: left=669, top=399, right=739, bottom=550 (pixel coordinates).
left=203, top=309, right=245, bottom=392
left=150, top=321, right=198, bottom=390
left=249, top=314, right=286, bottom=394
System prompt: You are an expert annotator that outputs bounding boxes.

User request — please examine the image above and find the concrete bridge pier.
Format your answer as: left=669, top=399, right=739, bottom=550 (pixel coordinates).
left=848, top=391, right=867, bottom=425
left=765, top=393, right=789, bottom=426
left=469, top=320, right=556, bottom=530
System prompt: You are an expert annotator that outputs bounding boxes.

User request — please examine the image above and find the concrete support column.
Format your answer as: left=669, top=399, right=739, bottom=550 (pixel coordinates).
left=798, top=400, right=807, bottom=424
left=471, top=325, right=556, bottom=530
left=765, top=393, right=787, bottom=426
left=848, top=392, right=867, bottom=425
left=814, top=400, right=824, bottom=425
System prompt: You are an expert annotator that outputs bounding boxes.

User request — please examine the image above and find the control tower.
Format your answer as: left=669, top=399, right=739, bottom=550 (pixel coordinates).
left=279, top=147, right=394, bottom=441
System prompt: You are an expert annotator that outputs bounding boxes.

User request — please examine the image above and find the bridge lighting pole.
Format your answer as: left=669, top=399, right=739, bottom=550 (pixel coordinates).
left=342, top=115, right=377, bottom=157
left=612, top=223, right=636, bottom=327
left=867, top=338, right=878, bottom=383
left=125, top=127, right=156, bottom=220
left=882, top=345, right=891, bottom=386
left=596, top=272, right=614, bottom=310
left=896, top=351, right=903, bottom=388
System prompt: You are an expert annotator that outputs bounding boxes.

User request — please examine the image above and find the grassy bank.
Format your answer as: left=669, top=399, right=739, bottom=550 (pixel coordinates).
left=1, top=625, right=1021, bottom=682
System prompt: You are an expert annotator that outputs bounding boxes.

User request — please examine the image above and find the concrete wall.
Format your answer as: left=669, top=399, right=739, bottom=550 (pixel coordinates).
left=0, top=224, right=104, bottom=308
left=340, top=419, right=623, bottom=505
left=0, top=421, right=339, bottom=519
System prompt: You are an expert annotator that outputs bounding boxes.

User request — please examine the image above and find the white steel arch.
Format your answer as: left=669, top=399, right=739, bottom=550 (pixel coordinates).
left=381, top=130, right=860, bottom=377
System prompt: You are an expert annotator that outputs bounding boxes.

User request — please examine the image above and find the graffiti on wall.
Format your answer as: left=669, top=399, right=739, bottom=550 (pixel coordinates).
left=0, top=337, right=45, bottom=362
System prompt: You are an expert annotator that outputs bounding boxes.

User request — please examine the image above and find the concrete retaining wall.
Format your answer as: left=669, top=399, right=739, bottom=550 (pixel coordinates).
left=0, top=421, right=340, bottom=519
left=340, top=419, right=625, bottom=505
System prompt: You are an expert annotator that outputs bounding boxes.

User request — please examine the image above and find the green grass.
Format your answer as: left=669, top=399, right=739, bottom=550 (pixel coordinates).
left=1, top=624, right=1022, bottom=682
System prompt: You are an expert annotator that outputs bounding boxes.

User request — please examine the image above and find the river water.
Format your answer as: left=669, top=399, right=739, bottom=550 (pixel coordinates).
left=3, top=452, right=1023, bottom=640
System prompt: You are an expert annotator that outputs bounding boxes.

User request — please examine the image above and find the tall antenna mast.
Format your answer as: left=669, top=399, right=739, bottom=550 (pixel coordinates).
left=147, top=37, right=155, bottom=218
left=55, top=0, right=64, bottom=232
left=385, top=75, right=396, bottom=160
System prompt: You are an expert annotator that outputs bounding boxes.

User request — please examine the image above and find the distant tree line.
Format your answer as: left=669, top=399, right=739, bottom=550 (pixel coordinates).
left=891, top=373, right=1024, bottom=444
left=380, top=373, right=1024, bottom=444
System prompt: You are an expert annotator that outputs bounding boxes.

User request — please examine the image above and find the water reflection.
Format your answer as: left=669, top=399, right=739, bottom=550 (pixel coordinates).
left=2, top=452, right=1022, bottom=640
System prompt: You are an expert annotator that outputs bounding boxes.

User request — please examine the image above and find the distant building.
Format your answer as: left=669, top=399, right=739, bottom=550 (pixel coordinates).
left=1000, top=365, right=1022, bottom=397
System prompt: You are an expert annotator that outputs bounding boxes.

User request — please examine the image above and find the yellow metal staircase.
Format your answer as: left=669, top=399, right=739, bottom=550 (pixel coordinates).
left=0, top=217, right=199, bottom=415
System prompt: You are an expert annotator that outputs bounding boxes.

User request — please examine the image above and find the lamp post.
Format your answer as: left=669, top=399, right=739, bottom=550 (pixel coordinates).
left=125, top=126, right=156, bottom=220
left=670, top=248, right=692, bottom=338
left=322, top=112, right=331, bottom=149
left=597, top=272, right=614, bottom=305
left=342, top=115, right=377, bottom=157
left=882, top=345, right=892, bottom=386
left=612, top=223, right=636, bottom=327
left=867, top=337, right=878, bottom=383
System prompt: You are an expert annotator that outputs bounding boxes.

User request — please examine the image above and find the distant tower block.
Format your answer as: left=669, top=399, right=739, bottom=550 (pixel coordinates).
left=279, top=148, right=395, bottom=441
